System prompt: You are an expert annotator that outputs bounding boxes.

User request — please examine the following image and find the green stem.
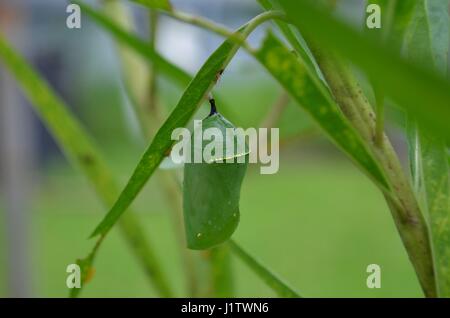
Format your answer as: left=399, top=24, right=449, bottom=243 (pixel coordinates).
left=169, top=10, right=239, bottom=41
left=374, top=86, right=384, bottom=147
left=165, top=10, right=287, bottom=54
left=310, top=49, right=436, bottom=297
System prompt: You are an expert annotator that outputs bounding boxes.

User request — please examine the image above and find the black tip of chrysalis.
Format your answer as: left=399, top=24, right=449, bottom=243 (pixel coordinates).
left=208, top=97, right=217, bottom=117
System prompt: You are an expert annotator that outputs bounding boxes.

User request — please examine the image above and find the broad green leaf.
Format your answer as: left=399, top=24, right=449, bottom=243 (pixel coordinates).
left=90, top=39, right=235, bottom=237
left=183, top=113, right=248, bottom=250
left=129, top=0, right=172, bottom=12
left=75, top=1, right=190, bottom=87
left=0, top=34, right=172, bottom=298
left=277, top=0, right=450, bottom=141
left=255, top=32, right=389, bottom=191
left=229, top=240, right=301, bottom=298
left=405, top=0, right=450, bottom=297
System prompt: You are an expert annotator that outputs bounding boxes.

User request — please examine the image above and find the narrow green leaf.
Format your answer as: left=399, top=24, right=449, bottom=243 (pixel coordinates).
left=90, top=39, right=235, bottom=237
left=277, top=0, right=450, bottom=140
left=405, top=0, right=450, bottom=297
left=75, top=1, right=190, bottom=87
left=229, top=240, right=301, bottom=298
left=255, top=32, right=389, bottom=191
left=0, top=34, right=172, bottom=297
left=129, top=0, right=172, bottom=12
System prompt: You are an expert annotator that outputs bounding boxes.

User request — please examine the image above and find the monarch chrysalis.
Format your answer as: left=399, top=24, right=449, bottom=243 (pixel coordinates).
left=183, top=99, right=248, bottom=250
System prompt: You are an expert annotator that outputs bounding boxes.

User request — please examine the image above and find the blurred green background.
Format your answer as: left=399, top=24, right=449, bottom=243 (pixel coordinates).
left=0, top=0, right=422, bottom=298
left=0, top=145, right=422, bottom=297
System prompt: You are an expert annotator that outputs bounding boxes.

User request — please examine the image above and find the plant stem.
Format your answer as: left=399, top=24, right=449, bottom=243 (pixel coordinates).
left=225, top=10, right=287, bottom=64
left=374, top=86, right=384, bottom=147
left=310, top=48, right=436, bottom=297
left=169, top=10, right=238, bottom=40
left=166, top=10, right=287, bottom=54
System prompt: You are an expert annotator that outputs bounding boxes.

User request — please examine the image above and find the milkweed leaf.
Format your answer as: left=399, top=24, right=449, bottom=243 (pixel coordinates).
left=277, top=0, right=450, bottom=140
left=255, top=32, right=389, bottom=191
left=404, top=0, right=450, bottom=297
left=90, top=38, right=236, bottom=238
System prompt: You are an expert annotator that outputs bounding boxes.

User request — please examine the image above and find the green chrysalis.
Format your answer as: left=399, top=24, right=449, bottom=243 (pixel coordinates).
left=183, top=99, right=248, bottom=250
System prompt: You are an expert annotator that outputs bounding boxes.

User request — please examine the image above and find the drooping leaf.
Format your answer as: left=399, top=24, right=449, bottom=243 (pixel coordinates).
left=0, top=33, right=172, bottom=298
left=183, top=113, right=248, bottom=250
left=255, top=32, right=389, bottom=191
left=89, top=38, right=236, bottom=237
left=404, top=0, right=450, bottom=297
left=277, top=0, right=450, bottom=141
